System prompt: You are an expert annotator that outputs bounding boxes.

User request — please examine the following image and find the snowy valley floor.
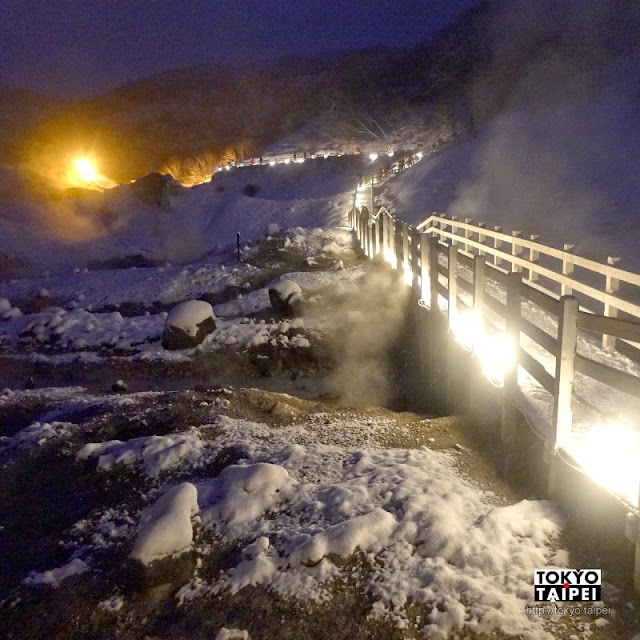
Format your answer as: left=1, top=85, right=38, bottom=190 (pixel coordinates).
left=1, top=227, right=640, bottom=640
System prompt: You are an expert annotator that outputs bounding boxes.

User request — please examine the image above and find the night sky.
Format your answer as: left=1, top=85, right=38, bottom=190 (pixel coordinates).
left=1, top=0, right=478, bottom=98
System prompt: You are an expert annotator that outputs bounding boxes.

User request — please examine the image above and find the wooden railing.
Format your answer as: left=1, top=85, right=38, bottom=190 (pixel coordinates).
left=350, top=169, right=640, bottom=586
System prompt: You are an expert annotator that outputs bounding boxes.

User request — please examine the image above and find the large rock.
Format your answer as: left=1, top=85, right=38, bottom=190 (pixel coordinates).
left=268, top=278, right=303, bottom=317
left=130, top=172, right=184, bottom=207
left=126, top=482, right=199, bottom=590
left=162, top=300, right=216, bottom=350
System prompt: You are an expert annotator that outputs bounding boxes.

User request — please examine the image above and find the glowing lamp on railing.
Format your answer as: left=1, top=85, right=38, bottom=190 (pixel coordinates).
left=475, top=333, right=516, bottom=387
left=383, top=247, right=398, bottom=269
left=369, top=152, right=379, bottom=162
left=569, top=423, right=640, bottom=505
left=451, top=310, right=516, bottom=387
left=451, top=310, right=484, bottom=352
left=269, top=160, right=276, bottom=166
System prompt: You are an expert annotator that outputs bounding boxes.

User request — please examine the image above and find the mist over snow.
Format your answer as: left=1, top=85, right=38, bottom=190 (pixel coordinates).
left=0, top=155, right=364, bottom=276
left=380, top=0, right=640, bottom=270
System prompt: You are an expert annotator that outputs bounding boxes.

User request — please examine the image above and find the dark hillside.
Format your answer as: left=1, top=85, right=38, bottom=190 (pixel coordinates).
left=6, top=0, right=640, bottom=186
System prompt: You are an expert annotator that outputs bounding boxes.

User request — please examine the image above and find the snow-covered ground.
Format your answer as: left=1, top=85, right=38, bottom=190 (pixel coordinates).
left=4, top=382, right=614, bottom=640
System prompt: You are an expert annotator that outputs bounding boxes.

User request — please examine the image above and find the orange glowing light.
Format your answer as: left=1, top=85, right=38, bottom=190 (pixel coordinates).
left=73, top=157, right=99, bottom=182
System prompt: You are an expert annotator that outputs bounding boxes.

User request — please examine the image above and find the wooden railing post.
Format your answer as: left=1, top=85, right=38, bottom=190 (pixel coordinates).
left=469, top=254, right=486, bottom=418
left=447, top=244, right=458, bottom=327
left=410, top=227, right=420, bottom=295
left=528, top=234, right=541, bottom=282
left=363, top=214, right=370, bottom=257
left=477, top=222, right=486, bottom=257
left=473, top=254, right=486, bottom=317
left=394, top=220, right=403, bottom=272
left=603, top=256, right=621, bottom=350
left=447, top=244, right=459, bottom=410
left=464, top=218, right=473, bottom=253
left=389, top=217, right=396, bottom=263
left=381, top=213, right=387, bottom=257
left=364, top=213, right=370, bottom=256
left=428, top=235, right=443, bottom=394
left=420, top=231, right=430, bottom=302
left=402, top=223, right=410, bottom=273
left=561, top=244, right=576, bottom=296
left=501, top=272, right=522, bottom=445
left=548, top=295, right=578, bottom=494
left=369, top=218, right=378, bottom=259
left=511, top=230, right=523, bottom=272
left=494, top=226, right=503, bottom=266
left=429, top=235, right=440, bottom=313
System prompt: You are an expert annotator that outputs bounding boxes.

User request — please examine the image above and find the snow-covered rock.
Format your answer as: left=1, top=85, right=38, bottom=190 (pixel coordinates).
left=199, top=463, right=292, bottom=530
left=162, top=299, right=216, bottom=350
left=130, top=482, right=199, bottom=565
left=0, top=297, right=21, bottom=320
left=266, top=223, right=280, bottom=236
left=268, top=278, right=303, bottom=317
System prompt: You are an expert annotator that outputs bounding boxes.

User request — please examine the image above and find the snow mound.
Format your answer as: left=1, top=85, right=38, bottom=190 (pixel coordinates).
left=289, top=508, right=397, bottom=566
left=130, top=482, right=199, bottom=565
left=23, top=558, right=89, bottom=588
left=8, top=421, right=75, bottom=448
left=165, top=300, right=215, bottom=335
left=270, top=277, right=302, bottom=302
left=199, top=463, right=292, bottom=529
left=268, top=277, right=303, bottom=316
left=0, top=297, right=21, bottom=319
left=77, top=429, right=205, bottom=478
left=177, top=416, right=565, bottom=638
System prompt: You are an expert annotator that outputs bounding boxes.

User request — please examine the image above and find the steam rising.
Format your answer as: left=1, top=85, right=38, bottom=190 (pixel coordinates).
left=453, top=0, right=640, bottom=262
left=323, top=263, right=411, bottom=406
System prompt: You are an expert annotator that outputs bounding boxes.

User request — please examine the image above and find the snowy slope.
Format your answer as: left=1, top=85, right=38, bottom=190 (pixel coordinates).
left=379, top=71, right=640, bottom=272
left=0, top=155, right=367, bottom=276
